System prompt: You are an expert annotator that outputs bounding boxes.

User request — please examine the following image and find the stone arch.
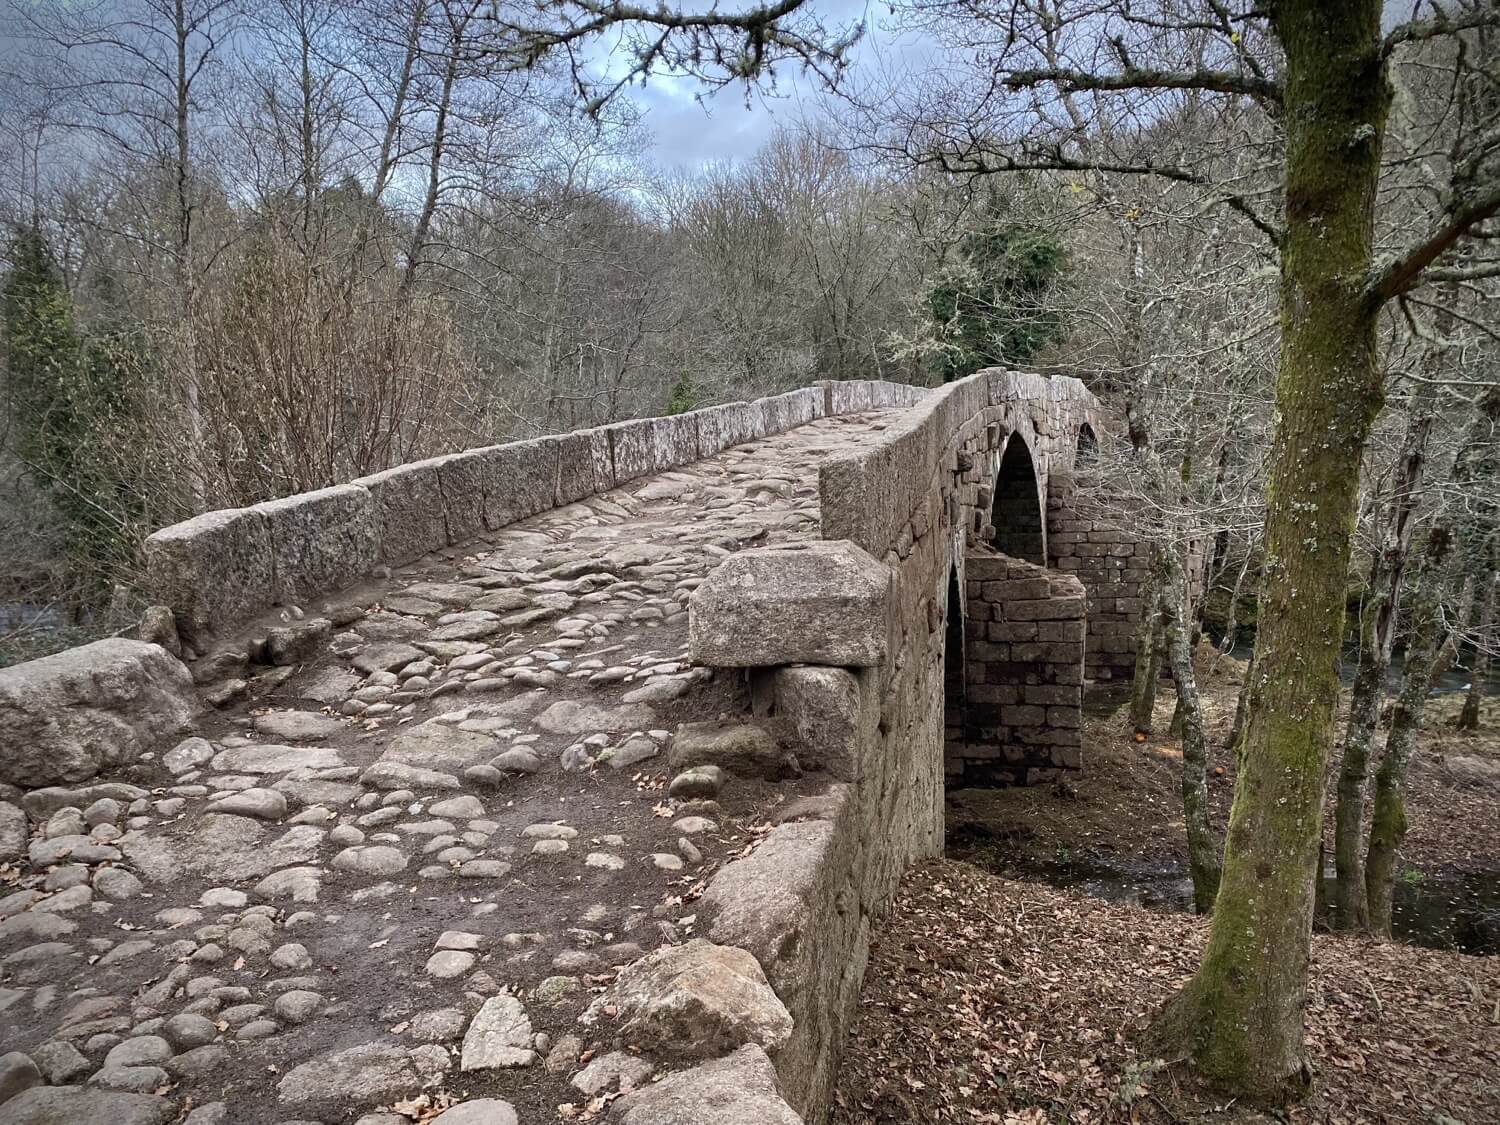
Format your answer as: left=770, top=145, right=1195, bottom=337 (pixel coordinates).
left=1076, top=421, right=1098, bottom=467
left=991, top=434, right=1045, bottom=565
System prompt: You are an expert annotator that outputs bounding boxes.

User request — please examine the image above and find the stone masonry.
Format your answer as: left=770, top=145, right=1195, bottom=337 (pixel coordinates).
left=0, top=371, right=1155, bottom=1125
left=0, top=407, right=915, bottom=1125
left=950, top=548, right=1086, bottom=786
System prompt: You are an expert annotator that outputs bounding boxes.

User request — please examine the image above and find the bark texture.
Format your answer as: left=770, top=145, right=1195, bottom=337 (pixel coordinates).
left=1150, top=0, right=1389, bottom=1101
left=1365, top=528, right=1452, bottom=935
left=1158, top=542, right=1222, bottom=913
left=1331, top=383, right=1433, bottom=930
left=1457, top=570, right=1493, bottom=731
left=1129, top=562, right=1163, bottom=734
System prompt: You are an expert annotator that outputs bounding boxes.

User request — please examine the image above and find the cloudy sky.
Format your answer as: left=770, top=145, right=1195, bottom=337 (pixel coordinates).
left=593, top=0, right=930, bottom=169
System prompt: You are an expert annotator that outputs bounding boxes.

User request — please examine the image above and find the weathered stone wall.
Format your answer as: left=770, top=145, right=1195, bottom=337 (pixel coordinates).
left=1045, top=477, right=1146, bottom=682
left=950, top=548, right=1085, bottom=786
left=4, top=381, right=921, bottom=801
left=686, top=368, right=1106, bottom=1123
left=1045, top=473, right=1203, bottom=685
left=142, top=381, right=925, bottom=646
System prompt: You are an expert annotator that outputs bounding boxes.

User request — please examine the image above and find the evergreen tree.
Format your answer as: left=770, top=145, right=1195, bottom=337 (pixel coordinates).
left=927, top=220, right=1066, bottom=382
left=3, top=228, right=139, bottom=588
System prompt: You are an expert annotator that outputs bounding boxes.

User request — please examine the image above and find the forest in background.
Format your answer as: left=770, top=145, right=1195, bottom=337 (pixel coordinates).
left=0, top=0, right=1497, bottom=1110
left=0, top=0, right=1091, bottom=660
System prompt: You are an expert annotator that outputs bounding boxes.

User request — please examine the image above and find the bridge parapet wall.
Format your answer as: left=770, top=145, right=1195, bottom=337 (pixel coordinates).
left=683, top=368, right=1108, bottom=1122
left=140, top=382, right=920, bottom=647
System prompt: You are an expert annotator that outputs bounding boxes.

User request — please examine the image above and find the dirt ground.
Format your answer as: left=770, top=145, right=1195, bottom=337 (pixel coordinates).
left=833, top=861, right=1500, bottom=1125
left=833, top=653, right=1500, bottom=1123
left=948, top=647, right=1500, bottom=889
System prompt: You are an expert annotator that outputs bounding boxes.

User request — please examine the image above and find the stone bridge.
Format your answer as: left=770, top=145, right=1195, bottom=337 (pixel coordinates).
left=0, top=371, right=1144, bottom=1125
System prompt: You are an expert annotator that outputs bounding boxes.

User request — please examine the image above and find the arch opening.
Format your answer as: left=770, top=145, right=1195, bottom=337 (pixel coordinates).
left=991, top=436, right=1045, bottom=565
left=1076, top=422, right=1098, bottom=467
left=943, top=565, right=965, bottom=752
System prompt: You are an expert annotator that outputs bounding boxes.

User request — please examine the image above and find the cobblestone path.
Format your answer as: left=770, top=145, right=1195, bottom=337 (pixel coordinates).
left=0, top=411, right=896, bottom=1125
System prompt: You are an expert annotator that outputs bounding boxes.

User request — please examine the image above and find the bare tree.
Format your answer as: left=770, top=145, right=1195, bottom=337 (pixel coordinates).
left=867, top=0, right=1500, bottom=1100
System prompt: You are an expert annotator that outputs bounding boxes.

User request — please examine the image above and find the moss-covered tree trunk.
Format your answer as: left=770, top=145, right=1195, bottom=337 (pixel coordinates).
left=1365, top=527, right=1452, bottom=935
left=1150, top=0, right=1389, bottom=1101
left=1158, top=541, right=1222, bottom=912
left=1452, top=387, right=1500, bottom=731
left=1331, top=383, right=1433, bottom=930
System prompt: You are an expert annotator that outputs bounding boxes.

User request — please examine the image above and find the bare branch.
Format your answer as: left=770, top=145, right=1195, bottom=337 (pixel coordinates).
left=1369, top=180, right=1500, bottom=304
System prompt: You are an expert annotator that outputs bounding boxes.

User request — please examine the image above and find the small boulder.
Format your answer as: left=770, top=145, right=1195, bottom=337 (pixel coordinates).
left=583, top=938, right=792, bottom=1060
left=669, top=722, right=794, bottom=780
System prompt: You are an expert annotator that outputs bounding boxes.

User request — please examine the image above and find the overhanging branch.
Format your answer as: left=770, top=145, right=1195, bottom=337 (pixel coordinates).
left=1368, top=182, right=1500, bottom=305
left=1002, top=64, right=1280, bottom=104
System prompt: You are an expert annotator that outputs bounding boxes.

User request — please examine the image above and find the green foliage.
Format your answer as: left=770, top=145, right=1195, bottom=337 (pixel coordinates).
left=665, top=372, right=698, bottom=415
left=3, top=227, right=143, bottom=588
left=927, top=222, right=1066, bottom=382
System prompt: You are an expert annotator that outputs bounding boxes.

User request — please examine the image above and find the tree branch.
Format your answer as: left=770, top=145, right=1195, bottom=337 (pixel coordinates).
left=1383, top=5, right=1500, bottom=59
left=1001, top=64, right=1280, bottom=103
left=476, top=0, right=859, bottom=114
left=907, top=141, right=1284, bottom=249
left=1368, top=181, right=1500, bottom=305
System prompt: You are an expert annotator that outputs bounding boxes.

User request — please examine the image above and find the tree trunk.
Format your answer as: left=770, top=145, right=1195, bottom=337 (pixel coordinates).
left=1365, top=527, right=1452, bottom=935
left=1226, top=664, right=1251, bottom=756
left=1129, top=560, right=1163, bottom=734
left=1331, top=382, right=1434, bottom=930
left=1451, top=386, right=1500, bottom=730
left=1150, top=0, right=1388, bottom=1102
left=1159, top=541, right=1222, bottom=913
left=1457, top=568, right=1494, bottom=731
left=402, top=12, right=465, bottom=294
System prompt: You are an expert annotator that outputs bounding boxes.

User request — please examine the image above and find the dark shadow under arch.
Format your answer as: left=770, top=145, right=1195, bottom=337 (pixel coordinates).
left=1076, top=422, right=1098, bottom=467
left=943, top=565, right=965, bottom=750
left=991, top=436, right=1045, bottom=565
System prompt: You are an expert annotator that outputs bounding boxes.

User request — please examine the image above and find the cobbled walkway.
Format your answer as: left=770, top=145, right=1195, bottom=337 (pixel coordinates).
left=0, top=411, right=896, bottom=1125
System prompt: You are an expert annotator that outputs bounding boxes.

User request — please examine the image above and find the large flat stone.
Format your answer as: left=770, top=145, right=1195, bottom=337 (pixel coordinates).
left=533, top=700, right=655, bottom=735
left=252, top=484, right=378, bottom=605
left=473, top=439, right=561, bottom=532
left=0, top=1086, right=176, bottom=1124
left=359, top=761, right=461, bottom=790
left=759, top=389, right=820, bottom=433
left=772, top=666, right=864, bottom=781
left=554, top=428, right=613, bottom=504
left=668, top=722, right=792, bottom=779
left=604, top=419, right=657, bottom=484
left=277, top=1042, right=417, bottom=1108
left=702, top=819, right=836, bottom=972
left=353, top=460, right=448, bottom=566
left=251, top=711, right=346, bottom=741
left=121, top=813, right=277, bottom=883
left=211, top=744, right=344, bottom=774
left=694, top=402, right=768, bottom=458
left=382, top=723, right=497, bottom=773
left=689, top=541, right=889, bottom=668
left=461, top=995, right=535, bottom=1071
left=0, top=640, right=200, bottom=788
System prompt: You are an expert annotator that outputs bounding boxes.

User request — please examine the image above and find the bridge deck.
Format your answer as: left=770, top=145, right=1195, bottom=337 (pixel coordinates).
left=0, top=411, right=900, bottom=1124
